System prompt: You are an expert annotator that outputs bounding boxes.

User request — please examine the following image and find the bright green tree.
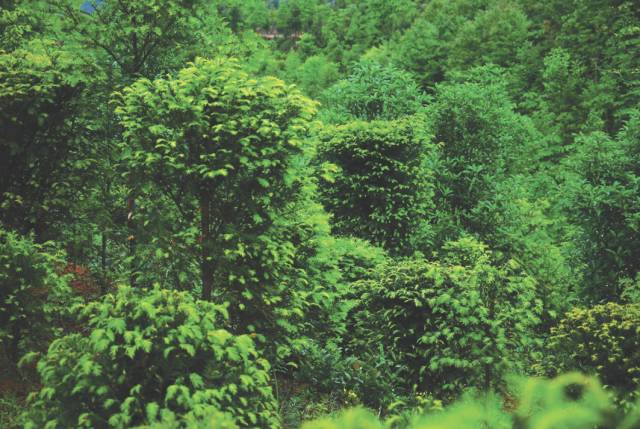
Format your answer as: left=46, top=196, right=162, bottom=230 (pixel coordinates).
left=115, top=58, right=317, bottom=358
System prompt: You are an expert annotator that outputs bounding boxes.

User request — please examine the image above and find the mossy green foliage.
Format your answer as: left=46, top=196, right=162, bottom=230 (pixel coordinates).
left=25, top=286, right=278, bottom=429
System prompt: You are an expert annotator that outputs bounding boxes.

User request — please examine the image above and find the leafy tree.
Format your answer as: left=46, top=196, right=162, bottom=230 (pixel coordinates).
left=25, top=286, right=279, bottom=428
left=49, top=0, right=227, bottom=79
left=471, top=174, right=580, bottom=327
left=426, top=77, right=540, bottom=241
left=0, top=42, right=86, bottom=238
left=448, top=1, right=530, bottom=72
left=317, top=117, right=436, bottom=254
left=290, top=54, right=340, bottom=99
left=215, top=0, right=270, bottom=33
left=537, top=48, right=587, bottom=147
left=115, top=57, right=317, bottom=360
left=275, top=0, right=319, bottom=37
left=523, top=0, right=640, bottom=134
left=322, top=0, right=418, bottom=64
left=388, top=17, right=446, bottom=89
left=387, top=0, right=490, bottom=89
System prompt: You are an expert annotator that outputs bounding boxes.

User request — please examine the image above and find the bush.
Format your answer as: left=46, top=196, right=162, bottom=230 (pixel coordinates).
left=546, top=302, right=640, bottom=408
left=0, top=228, right=71, bottom=361
left=25, top=286, right=279, bottom=429
left=347, top=238, right=540, bottom=401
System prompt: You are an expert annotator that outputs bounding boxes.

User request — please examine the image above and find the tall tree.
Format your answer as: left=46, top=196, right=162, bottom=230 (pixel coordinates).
left=115, top=57, right=316, bottom=300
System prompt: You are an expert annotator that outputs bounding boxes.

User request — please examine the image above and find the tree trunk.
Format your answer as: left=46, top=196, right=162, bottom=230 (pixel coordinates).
left=200, top=191, right=213, bottom=300
left=101, top=229, right=108, bottom=294
left=127, top=194, right=136, bottom=287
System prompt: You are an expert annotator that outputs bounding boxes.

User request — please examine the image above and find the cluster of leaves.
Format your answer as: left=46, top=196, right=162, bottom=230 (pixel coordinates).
left=25, top=286, right=279, bottom=429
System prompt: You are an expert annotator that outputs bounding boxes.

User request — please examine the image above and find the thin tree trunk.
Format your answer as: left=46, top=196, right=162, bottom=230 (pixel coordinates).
left=101, top=229, right=107, bottom=294
left=200, top=191, right=213, bottom=300
left=127, top=194, right=136, bottom=287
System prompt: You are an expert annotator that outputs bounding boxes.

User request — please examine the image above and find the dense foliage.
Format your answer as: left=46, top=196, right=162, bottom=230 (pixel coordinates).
left=317, top=117, right=435, bottom=254
left=347, top=238, right=539, bottom=403
left=546, top=303, right=640, bottom=408
left=2, top=0, right=640, bottom=428
left=0, top=228, right=71, bottom=361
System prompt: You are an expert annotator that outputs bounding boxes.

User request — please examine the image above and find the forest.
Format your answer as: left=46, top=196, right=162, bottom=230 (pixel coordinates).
left=1, top=0, right=640, bottom=428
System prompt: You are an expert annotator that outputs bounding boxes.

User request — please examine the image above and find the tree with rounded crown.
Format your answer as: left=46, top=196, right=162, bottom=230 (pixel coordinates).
left=115, top=57, right=317, bottom=305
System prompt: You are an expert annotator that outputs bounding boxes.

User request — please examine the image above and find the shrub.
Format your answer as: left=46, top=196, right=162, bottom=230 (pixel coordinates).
left=25, top=286, right=279, bottom=429
left=347, top=238, right=540, bottom=401
left=317, top=117, right=437, bottom=255
left=0, top=228, right=71, bottom=361
left=546, top=302, right=640, bottom=408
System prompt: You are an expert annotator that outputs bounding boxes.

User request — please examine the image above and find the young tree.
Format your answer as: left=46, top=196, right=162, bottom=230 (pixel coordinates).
left=563, top=112, right=640, bottom=302
left=115, top=57, right=317, bottom=301
left=43, top=0, right=231, bottom=283
left=426, top=77, right=540, bottom=241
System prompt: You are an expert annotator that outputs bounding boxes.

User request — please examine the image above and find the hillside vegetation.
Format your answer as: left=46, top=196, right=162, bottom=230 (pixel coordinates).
left=1, top=1, right=640, bottom=428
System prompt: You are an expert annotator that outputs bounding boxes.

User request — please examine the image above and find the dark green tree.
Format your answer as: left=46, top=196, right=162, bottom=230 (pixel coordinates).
left=317, top=117, right=436, bottom=254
